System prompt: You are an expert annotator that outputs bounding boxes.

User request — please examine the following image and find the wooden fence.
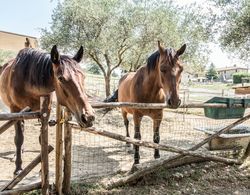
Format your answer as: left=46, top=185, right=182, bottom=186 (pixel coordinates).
left=1, top=100, right=249, bottom=194
left=55, top=101, right=250, bottom=194
left=0, top=96, right=52, bottom=195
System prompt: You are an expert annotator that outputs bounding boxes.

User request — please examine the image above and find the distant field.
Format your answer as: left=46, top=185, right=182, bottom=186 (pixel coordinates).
left=84, top=73, right=238, bottom=104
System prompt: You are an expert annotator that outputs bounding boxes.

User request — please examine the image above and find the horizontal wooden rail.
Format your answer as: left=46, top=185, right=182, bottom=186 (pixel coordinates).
left=91, top=102, right=250, bottom=109
left=0, top=107, right=31, bottom=135
left=68, top=121, right=240, bottom=165
left=0, top=111, right=40, bottom=121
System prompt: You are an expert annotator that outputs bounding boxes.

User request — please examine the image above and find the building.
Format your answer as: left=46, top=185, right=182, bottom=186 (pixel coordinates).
left=0, top=30, right=38, bottom=52
left=216, top=65, right=248, bottom=80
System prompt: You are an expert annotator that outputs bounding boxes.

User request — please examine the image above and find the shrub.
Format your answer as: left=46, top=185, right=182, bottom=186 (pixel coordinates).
left=232, top=72, right=250, bottom=84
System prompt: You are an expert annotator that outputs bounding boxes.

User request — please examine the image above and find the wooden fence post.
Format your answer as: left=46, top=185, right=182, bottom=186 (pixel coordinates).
left=55, top=104, right=63, bottom=195
left=40, top=96, right=51, bottom=195
left=62, top=108, right=72, bottom=194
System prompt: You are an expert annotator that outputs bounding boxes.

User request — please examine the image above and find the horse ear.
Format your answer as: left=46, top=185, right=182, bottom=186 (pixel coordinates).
left=158, top=41, right=165, bottom=55
left=73, top=46, right=84, bottom=63
left=51, top=45, right=60, bottom=64
left=176, top=44, right=186, bottom=57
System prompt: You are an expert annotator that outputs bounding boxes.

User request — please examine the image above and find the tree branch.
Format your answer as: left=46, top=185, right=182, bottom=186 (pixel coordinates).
left=88, top=51, right=106, bottom=76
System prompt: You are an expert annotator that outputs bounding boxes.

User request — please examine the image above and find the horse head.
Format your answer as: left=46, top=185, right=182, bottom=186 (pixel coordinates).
left=51, top=45, right=95, bottom=127
left=158, top=41, right=186, bottom=109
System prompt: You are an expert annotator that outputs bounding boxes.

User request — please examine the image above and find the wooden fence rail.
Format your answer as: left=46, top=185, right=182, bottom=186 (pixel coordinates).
left=91, top=102, right=250, bottom=109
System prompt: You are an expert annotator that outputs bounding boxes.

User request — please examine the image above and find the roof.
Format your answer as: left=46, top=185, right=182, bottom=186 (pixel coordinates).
left=216, top=66, right=248, bottom=72
left=0, top=30, right=37, bottom=39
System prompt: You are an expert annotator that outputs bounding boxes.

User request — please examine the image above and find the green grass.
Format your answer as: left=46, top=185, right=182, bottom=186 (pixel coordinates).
left=189, top=82, right=234, bottom=90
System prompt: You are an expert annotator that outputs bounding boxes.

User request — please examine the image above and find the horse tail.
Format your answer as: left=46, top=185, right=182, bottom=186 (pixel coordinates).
left=104, top=89, right=118, bottom=102
left=102, top=89, right=118, bottom=116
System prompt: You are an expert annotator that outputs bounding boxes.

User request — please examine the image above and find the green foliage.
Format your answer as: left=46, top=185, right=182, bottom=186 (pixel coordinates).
left=0, top=50, right=16, bottom=66
left=232, top=72, right=250, bottom=84
left=206, top=63, right=218, bottom=81
left=40, top=0, right=212, bottom=96
left=86, top=64, right=102, bottom=75
left=211, top=0, right=250, bottom=60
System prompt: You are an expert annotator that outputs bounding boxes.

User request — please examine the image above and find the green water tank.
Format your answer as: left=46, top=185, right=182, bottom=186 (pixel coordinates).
left=204, top=97, right=250, bottom=119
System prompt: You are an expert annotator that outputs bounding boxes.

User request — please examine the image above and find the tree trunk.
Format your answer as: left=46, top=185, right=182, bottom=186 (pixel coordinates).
left=104, top=75, right=111, bottom=97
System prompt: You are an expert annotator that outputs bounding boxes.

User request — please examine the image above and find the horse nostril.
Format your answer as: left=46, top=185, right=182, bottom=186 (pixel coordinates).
left=81, top=114, right=88, bottom=124
left=167, top=99, right=172, bottom=106
left=88, top=115, right=95, bottom=122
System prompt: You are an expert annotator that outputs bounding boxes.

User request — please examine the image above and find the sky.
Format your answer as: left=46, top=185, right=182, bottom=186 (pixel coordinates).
left=0, top=0, right=241, bottom=68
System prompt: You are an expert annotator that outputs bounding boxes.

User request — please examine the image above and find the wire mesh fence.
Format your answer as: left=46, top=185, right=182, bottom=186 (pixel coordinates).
left=71, top=108, right=250, bottom=181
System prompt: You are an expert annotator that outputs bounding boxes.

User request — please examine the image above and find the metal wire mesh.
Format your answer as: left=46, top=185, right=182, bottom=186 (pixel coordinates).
left=71, top=108, right=250, bottom=181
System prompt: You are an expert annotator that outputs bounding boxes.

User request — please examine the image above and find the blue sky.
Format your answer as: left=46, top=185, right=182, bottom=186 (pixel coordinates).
left=0, top=0, right=241, bottom=68
left=0, top=0, right=57, bottom=37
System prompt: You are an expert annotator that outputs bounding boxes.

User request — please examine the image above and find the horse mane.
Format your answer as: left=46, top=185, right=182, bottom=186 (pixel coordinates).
left=13, top=48, right=78, bottom=88
left=146, top=48, right=175, bottom=73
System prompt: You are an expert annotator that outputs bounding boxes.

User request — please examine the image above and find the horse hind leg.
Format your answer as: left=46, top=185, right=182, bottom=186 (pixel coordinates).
left=122, top=111, right=130, bottom=147
left=14, top=120, right=24, bottom=175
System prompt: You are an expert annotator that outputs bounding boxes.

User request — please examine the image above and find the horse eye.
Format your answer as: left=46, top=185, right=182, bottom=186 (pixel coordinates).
left=160, top=66, right=167, bottom=73
left=58, top=76, right=65, bottom=83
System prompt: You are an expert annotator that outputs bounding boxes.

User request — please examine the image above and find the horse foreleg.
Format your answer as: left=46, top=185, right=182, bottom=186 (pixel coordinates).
left=14, top=120, right=24, bottom=175
left=153, top=118, right=162, bottom=159
left=133, top=115, right=142, bottom=164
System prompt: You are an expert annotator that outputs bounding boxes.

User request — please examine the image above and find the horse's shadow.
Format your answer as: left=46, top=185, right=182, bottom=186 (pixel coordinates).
left=0, top=151, right=15, bottom=161
left=71, top=144, right=129, bottom=180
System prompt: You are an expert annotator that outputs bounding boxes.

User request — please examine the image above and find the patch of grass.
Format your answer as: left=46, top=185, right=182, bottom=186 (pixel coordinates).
left=189, top=82, right=234, bottom=90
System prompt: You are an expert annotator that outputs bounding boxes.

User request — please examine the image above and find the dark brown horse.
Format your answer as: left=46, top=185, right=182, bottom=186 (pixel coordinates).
left=0, top=45, right=95, bottom=174
left=106, top=41, right=186, bottom=164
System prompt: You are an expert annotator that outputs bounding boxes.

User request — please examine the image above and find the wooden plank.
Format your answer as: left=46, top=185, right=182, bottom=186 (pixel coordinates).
left=0, top=107, right=31, bottom=135
left=0, top=182, right=41, bottom=195
left=62, top=108, right=72, bottom=195
left=103, top=156, right=207, bottom=189
left=40, top=96, right=51, bottom=195
left=0, top=111, right=40, bottom=121
left=91, top=102, right=249, bottom=109
left=55, top=104, right=63, bottom=195
left=1, top=145, right=53, bottom=191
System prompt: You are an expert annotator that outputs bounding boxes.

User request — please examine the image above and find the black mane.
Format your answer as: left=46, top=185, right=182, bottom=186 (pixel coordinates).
left=13, top=48, right=78, bottom=87
left=146, top=48, right=175, bottom=73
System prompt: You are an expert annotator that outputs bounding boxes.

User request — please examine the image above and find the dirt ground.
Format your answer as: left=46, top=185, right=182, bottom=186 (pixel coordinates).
left=0, top=106, right=249, bottom=194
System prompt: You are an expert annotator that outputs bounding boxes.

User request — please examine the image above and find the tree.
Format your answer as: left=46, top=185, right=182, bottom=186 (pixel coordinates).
left=211, top=0, right=250, bottom=60
left=206, top=63, right=218, bottom=81
left=41, top=0, right=135, bottom=97
left=40, top=0, right=212, bottom=96
left=0, top=50, right=16, bottom=66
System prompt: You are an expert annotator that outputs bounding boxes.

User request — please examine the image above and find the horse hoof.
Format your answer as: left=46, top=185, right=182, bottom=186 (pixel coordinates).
left=125, top=142, right=131, bottom=147
left=13, top=169, right=23, bottom=176
left=127, top=148, right=134, bottom=154
left=154, top=154, right=160, bottom=159
left=134, top=160, right=140, bottom=164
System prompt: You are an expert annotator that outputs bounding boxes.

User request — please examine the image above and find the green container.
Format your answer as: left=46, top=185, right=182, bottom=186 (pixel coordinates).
left=204, top=97, right=250, bottom=119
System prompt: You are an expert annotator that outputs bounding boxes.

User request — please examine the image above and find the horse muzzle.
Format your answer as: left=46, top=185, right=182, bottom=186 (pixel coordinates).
left=167, top=98, right=181, bottom=109
left=75, top=112, right=95, bottom=128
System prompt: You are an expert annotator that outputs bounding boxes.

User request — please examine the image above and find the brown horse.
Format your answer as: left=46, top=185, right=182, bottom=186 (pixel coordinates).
left=106, top=41, right=186, bottom=164
left=0, top=45, right=95, bottom=174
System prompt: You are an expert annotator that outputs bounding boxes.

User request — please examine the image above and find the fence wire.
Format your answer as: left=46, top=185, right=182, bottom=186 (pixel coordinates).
left=71, top=108, right=250, bottom=181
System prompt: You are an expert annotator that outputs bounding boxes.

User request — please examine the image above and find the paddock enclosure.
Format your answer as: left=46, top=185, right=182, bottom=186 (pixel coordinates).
left=0, top=74, right=249, bottom=194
